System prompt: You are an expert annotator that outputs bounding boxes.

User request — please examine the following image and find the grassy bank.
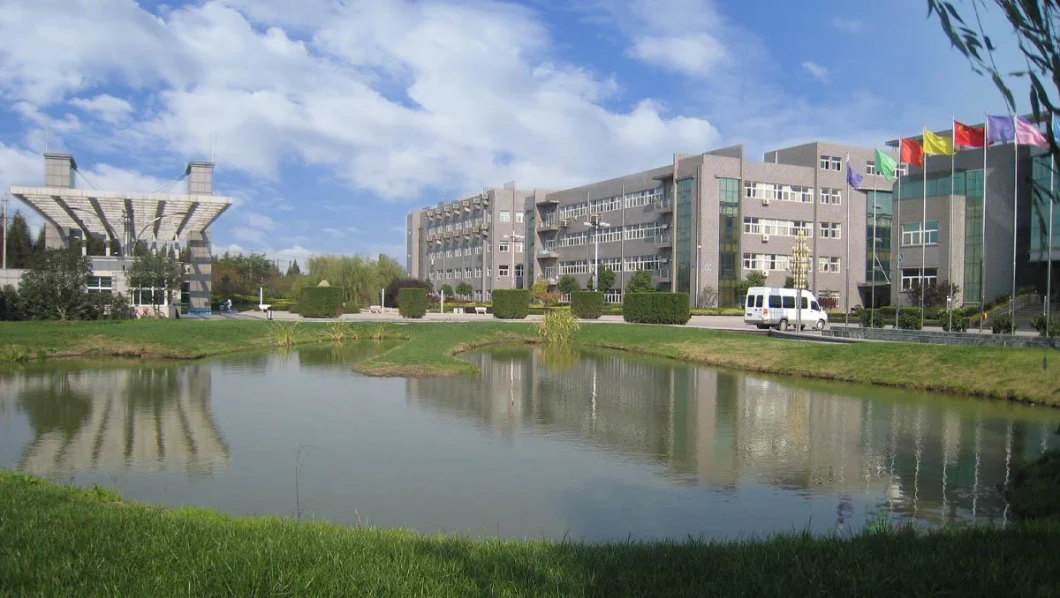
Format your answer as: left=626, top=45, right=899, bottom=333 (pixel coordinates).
left=1, top=472, right=1057, bottom=596
left=2, top=320, right=1057, bottom=404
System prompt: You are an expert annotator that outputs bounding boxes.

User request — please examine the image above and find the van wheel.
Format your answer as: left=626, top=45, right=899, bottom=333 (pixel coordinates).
left=778, top=319, right=788, bottom=331
left=815, top=319, right=826, bottom=331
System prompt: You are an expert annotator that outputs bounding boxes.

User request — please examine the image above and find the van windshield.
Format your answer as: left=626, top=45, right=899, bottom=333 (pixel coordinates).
left=811, top=301, right=821, bottom=311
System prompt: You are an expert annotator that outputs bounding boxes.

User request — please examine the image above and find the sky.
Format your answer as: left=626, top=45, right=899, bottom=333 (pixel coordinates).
left=0, top=0, right=1032, bottom=270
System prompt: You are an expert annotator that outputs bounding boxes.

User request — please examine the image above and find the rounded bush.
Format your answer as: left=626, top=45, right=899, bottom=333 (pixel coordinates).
left=398, top=287, right=428, bottom=319
left=897, top=308, right=922, bottom=330
left=297, top=287, right=344, bottom=318
left=492, top=289, right=531, bottom=319
left=571, top=291, right=604, bottom=319
left=622, top=293, right=691, bottom=325
left=859, top=308, right=885, bottom=328
left=942, top=308, right=968, bottom=332
left=992, top=313, right=1016, bottom=334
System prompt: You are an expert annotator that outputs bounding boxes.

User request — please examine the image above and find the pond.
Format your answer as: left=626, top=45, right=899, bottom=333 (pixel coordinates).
left=1, top=342, right=1058, bottom=542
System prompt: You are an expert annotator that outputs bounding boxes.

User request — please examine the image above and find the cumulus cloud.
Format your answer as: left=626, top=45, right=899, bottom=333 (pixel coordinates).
left=831, top=17, right=865, bottom=34
left=69, top=94, right=135, bottom=124
left=801, top=61, right=830, bottom=83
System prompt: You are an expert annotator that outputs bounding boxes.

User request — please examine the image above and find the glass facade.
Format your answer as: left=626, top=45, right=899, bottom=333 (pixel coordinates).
left=865, top=190, right=893, bottom=285
left=895, top=169, right=984, bottom=305
left=676, top=178, right=693, bottom=294
left=1031, top=155, right=1059, bottom=257
left=719, top=178, right=741, bottom=306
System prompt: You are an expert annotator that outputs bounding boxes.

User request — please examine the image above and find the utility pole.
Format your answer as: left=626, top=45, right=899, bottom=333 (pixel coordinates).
left=1, top=192, right=8, bottom=270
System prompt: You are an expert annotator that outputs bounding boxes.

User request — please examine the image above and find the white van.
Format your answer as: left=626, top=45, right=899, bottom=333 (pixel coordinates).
left=744, top=286, right=829, bottom=331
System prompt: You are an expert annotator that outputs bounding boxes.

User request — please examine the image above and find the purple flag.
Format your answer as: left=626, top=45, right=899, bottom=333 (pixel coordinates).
left=1053, top=114, right=1060, bottom=144
left=986, top=115, right=1015, bottom=144
left=845, top=159, right=863, bottom=189
left=1014, top=117, right=1048, bottom=147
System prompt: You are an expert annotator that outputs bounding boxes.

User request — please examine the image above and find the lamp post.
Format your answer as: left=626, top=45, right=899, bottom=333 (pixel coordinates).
left=582, top=215, right=611, bottom=291
left=503, top=233, right=525, bottom=289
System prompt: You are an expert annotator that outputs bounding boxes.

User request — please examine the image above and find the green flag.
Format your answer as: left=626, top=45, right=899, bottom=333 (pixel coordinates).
left=874, top=148, right=897, bottom=181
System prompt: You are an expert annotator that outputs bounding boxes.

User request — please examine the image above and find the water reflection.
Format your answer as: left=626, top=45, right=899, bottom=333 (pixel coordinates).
left=4, top=363, right=230, bottom=477
left=408, top=347, right=1059, bottom=528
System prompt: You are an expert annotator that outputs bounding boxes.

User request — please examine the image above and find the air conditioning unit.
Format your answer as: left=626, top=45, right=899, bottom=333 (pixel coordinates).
left=762, top=234, right=770, bottom=242
left=560, top=219, right=569, bottom=227
left=480, top=191, right=489, bottom=200
left=762, top=198, right=770, bottom=206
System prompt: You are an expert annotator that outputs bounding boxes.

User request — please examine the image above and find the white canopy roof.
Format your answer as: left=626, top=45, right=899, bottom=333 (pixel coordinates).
left=10, top=186, right=231, bottom=244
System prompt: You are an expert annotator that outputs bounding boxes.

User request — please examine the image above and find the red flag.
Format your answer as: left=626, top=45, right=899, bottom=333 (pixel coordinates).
left=900, top=138, right=924, bottom=167
left=954, top=120, right=985, bottom=148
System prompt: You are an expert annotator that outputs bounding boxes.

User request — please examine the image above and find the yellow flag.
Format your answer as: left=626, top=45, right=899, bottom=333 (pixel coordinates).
left=923, top=128, right=954, bottom=155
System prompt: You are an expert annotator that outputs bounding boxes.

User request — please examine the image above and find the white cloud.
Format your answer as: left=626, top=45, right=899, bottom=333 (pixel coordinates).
left=801, top=61, right=830, bottom=83
left=831, top=17, right=864, bottom=34
left=68, top=94, right=134, bottom=124
left=243, top=212, right=276, bottom=231
left=628, top=34, right=727, bottom=78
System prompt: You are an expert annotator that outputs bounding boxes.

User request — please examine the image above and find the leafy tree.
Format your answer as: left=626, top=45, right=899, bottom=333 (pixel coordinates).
left=589, top=266, right=616, bottom=292
left=531, top=277, right=549, bottom=303
left=6, top=212, right=34, bottom=268
left=905, top=279, right=960, bottom=308
left=32, top=226, right=46, bottom=255
left=698, top=285, right=719, bottom=308
left=286, top=260, right=302, bottom=277
left=558, top=274, right=580, bottom=295
left=384, top=277, right=430, bottom=308
left=0, top=285, right=24, bottom=320
left=784, top=275, right=795, bottom=289
left=735, top=271, right=767, bottom=300
left=455, top=282, right=473, bottom=298
left=626, top=270, right=655, bottom=294
left=440, top=284, right=455, bottom=297
left=127, top=249, right=183, bottom=308
left=19, top=248, right=93, bottom=320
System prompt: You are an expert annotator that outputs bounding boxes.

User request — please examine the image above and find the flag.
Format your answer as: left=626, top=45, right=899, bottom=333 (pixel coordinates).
left=900, top=138, right=924, bottom=167
left=874, top=148, right=898, bottom=181
left=845, top=157, right=863, bottom=189
left=1015, top=116, right=1048, bottom=147
left=954, top=120, right=985, bottom=148
left=986, top=115, right=1015, bottom=144
left=923, top=128, right=954, bottom=155
left=1052, top=114, right=1060, bottom=144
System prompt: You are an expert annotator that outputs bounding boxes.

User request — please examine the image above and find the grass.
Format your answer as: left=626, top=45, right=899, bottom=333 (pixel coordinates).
left=2, top=320, right=1058, bottom=404
left=1008, top=448, right=1060, bottom=521
left=1, top=472, right=1059, bottom=596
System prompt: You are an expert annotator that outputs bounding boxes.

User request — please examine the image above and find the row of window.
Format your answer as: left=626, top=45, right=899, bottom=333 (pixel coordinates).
left=900, top=268, right=939, bottom=290
left=742, top=218, right=816, bottom=238
left=556, top=187, right=665, bottom=220
left=558, top=255, right=670, bottom=274
left=900, top=221, right=940, bottom=246
left=744, top=182, right=845, bottom=205
left=742, top=253, right=842, bottom=273
left=556, top=223, right=669, bottom=247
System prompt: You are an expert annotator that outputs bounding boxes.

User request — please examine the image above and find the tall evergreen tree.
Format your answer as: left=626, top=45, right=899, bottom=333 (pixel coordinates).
left=286, top=260, right=301, bottom=277
left=6, top=212, right=34, bottom=268
left=32, top=226, right=46, bottom=255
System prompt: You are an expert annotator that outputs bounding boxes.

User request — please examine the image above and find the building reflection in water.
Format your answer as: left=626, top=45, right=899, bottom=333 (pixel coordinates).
left=3, top=363, right=229, bottom=477
left=407, top=347, right=1059, bottom=528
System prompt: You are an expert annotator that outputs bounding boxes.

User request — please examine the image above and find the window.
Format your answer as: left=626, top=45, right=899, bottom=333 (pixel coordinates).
left=866, top=161, right=878, bottom=176
left=515, top=242, right=523, bottom=253
left=87, top=276, right=112, bottom=294
left=820, top=155, right=831, bottom=170
left=499, top=265, right=509, bottom=277
left=820, top=188, right=842, bottom=205
left=818, top=257, right=841, bottom=273
left=499, top=211, right=511, bottom=223
left=782, top=296, right=795, bottom=309
left=901, top=221, right=940, bottom=246
left=499, top=240, right=510, bottom=252
left=819, top=222, right=841, bottom=239
left=901, top=267, right=938, bottom=290
left=515, top=212, right=524, bottom=223
left=831, top=157, right=842, bottom=171
left=742, top=253, right=791, bottom=272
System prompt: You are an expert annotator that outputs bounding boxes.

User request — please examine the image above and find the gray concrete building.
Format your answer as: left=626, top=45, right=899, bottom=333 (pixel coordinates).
left=408, top=142, right=897, bottom=308
left=3, top=153, right=231, bottom=314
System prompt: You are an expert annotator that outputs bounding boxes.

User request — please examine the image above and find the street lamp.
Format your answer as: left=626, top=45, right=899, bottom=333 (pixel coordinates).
left=581, top=215, right=611, bottom=291
left=503, top=233, right=525, bottom=289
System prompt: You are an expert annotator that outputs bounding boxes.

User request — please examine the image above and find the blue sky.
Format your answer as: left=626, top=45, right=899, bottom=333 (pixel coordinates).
left=0, top=0, right=1028, bottom=269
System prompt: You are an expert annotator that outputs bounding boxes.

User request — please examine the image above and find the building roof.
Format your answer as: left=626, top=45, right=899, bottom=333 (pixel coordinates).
left=10, top=186, right=232, bottom=244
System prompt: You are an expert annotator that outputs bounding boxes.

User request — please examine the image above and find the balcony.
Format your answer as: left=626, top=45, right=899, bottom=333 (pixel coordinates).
left=652, top=233, right=672, bottom=247
left=537, top=219, right=560, bottom=233
left=654, top=199, right=673, bottom=213
left=536, top=195, right=560, bottom=205
left=537, top=248, right=559, bottom=259
left=652, top=269, right=672, bottom=282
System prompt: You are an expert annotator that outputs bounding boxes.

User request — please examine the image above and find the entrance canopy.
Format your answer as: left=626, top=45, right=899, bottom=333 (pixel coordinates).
left=10, top=186, right=231, bottom=246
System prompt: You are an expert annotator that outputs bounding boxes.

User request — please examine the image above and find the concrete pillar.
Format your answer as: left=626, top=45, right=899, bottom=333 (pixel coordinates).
left=44, top=153, right=76, bottom=189
left=187, top=231, right=212, bottom=314
left=44, top=222, right=67, bottom=249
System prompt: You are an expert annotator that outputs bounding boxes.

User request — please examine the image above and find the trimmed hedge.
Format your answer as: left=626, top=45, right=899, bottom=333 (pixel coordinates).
left=622, top=293, right=691, bottom=325
left=398, top=288, right=428, bottom=319
left=571, top=291, right=604, bottom=319
left=297, top=287, right=344, bottom=318
left=492, top=290, right=530, bottom=319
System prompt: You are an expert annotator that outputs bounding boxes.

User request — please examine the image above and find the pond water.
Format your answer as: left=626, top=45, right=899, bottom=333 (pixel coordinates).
left=1, top=343, right=1058, bottom=541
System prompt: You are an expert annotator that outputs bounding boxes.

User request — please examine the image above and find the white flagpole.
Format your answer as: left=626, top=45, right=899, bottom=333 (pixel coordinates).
left=950, top=114, right=957, bottom=309
left=845, top=155, right=851, bottom=326
left=1047, top=149, right=1054, bottom=335
left=980, top=117, right=989, bottom=334
left=896, top=143, right=903, bottom=329
left=921, top=130, right=928, bottom=329
left=1011, top=115, right=1019, bottom=333
left=872, top=174, right=879, bottom=321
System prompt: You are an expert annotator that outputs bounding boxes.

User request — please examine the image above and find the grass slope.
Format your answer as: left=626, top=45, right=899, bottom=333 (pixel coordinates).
left=1, top=473, right=1058, bottom=596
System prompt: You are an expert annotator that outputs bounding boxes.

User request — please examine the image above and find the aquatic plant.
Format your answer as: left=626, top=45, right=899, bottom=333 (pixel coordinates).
left=266, top=321, right=300, bottom=348
left=323, top=321, right=350, bottom=343
left=538, top=308, right=580, bottom=345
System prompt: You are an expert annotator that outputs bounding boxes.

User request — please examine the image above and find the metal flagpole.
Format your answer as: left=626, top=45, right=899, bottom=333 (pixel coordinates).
left=950, top=114, right=957, bottom=312
left=845, top=156, right=851, bottom=326
left=871, top=175, right=878, bottom=322
left=980, top=117, right=989, bottom=334
left=1011, top=115, right=1019, bottom=333
left=921, top=131, right=928, bottom=329
left=896, top=143, right=903, bottom=329
left=1047, top=151, right=1054, bottom=336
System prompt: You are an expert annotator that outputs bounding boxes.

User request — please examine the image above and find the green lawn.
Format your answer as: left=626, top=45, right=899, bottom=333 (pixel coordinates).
left=2, top=319, right=1058, bottom=404
left=1, top=472, right=1058, bottom=596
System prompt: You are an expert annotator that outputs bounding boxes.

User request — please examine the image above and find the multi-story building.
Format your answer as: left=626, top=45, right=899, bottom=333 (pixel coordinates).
left=408, top=142, right=896, bottom=308
left=407, top=184, right=532, bottom=301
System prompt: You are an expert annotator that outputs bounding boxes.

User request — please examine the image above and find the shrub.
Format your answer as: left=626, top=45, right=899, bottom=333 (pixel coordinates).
left=897, top=308, right=922, bottom=330
left=492, top=289, right=530, bottom=319
left=384, top=278, right=430, bottom=308
left=991, top=313, right=1016, bottom=334
left=623, top=293, right=691, bottom=325
left=1029, top=314, right=1060, bottom=338
left=625, top=270, right=655, bottom=294
left=297, top=286, right=344, bottom=318
left=398, top=287, right=428, bottom=319
left=538, top=307, right=580, bottom=344
left=942, top=308, right=968, bottom=332
left=557, top=274, right=580, bottom=296
left=860, top=308, right=885, bottom=328
left=570, top=291, right=603, bottom=319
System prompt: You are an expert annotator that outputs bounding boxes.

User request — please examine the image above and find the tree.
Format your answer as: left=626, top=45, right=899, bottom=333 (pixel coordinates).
left=626, top=270, right=655, bottom=294
left=589, top=266, right=616, bottom=292
left=127, top=249, right=183, bottom=308
left=455, top=282, right=473, bottom=299
left=735, top=271, right=767, bottom=300
left=19, top=248, right=93, bottom=320
left=784, top=275, right=795, bottom=289
left=558, top=274, right=580, bottom=295
left=905, top=279, right=960, bottom=308
left=6, top=212, right=34, bottom=268
left=32, top=226, right=46, bottom=255
left=698, top=285, right=719, bottom=308
left=286, top=260, right=302, bottom=277
left=440, top=284, right=455, bottom=298
left=384, top=277, right=430, bottom=308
